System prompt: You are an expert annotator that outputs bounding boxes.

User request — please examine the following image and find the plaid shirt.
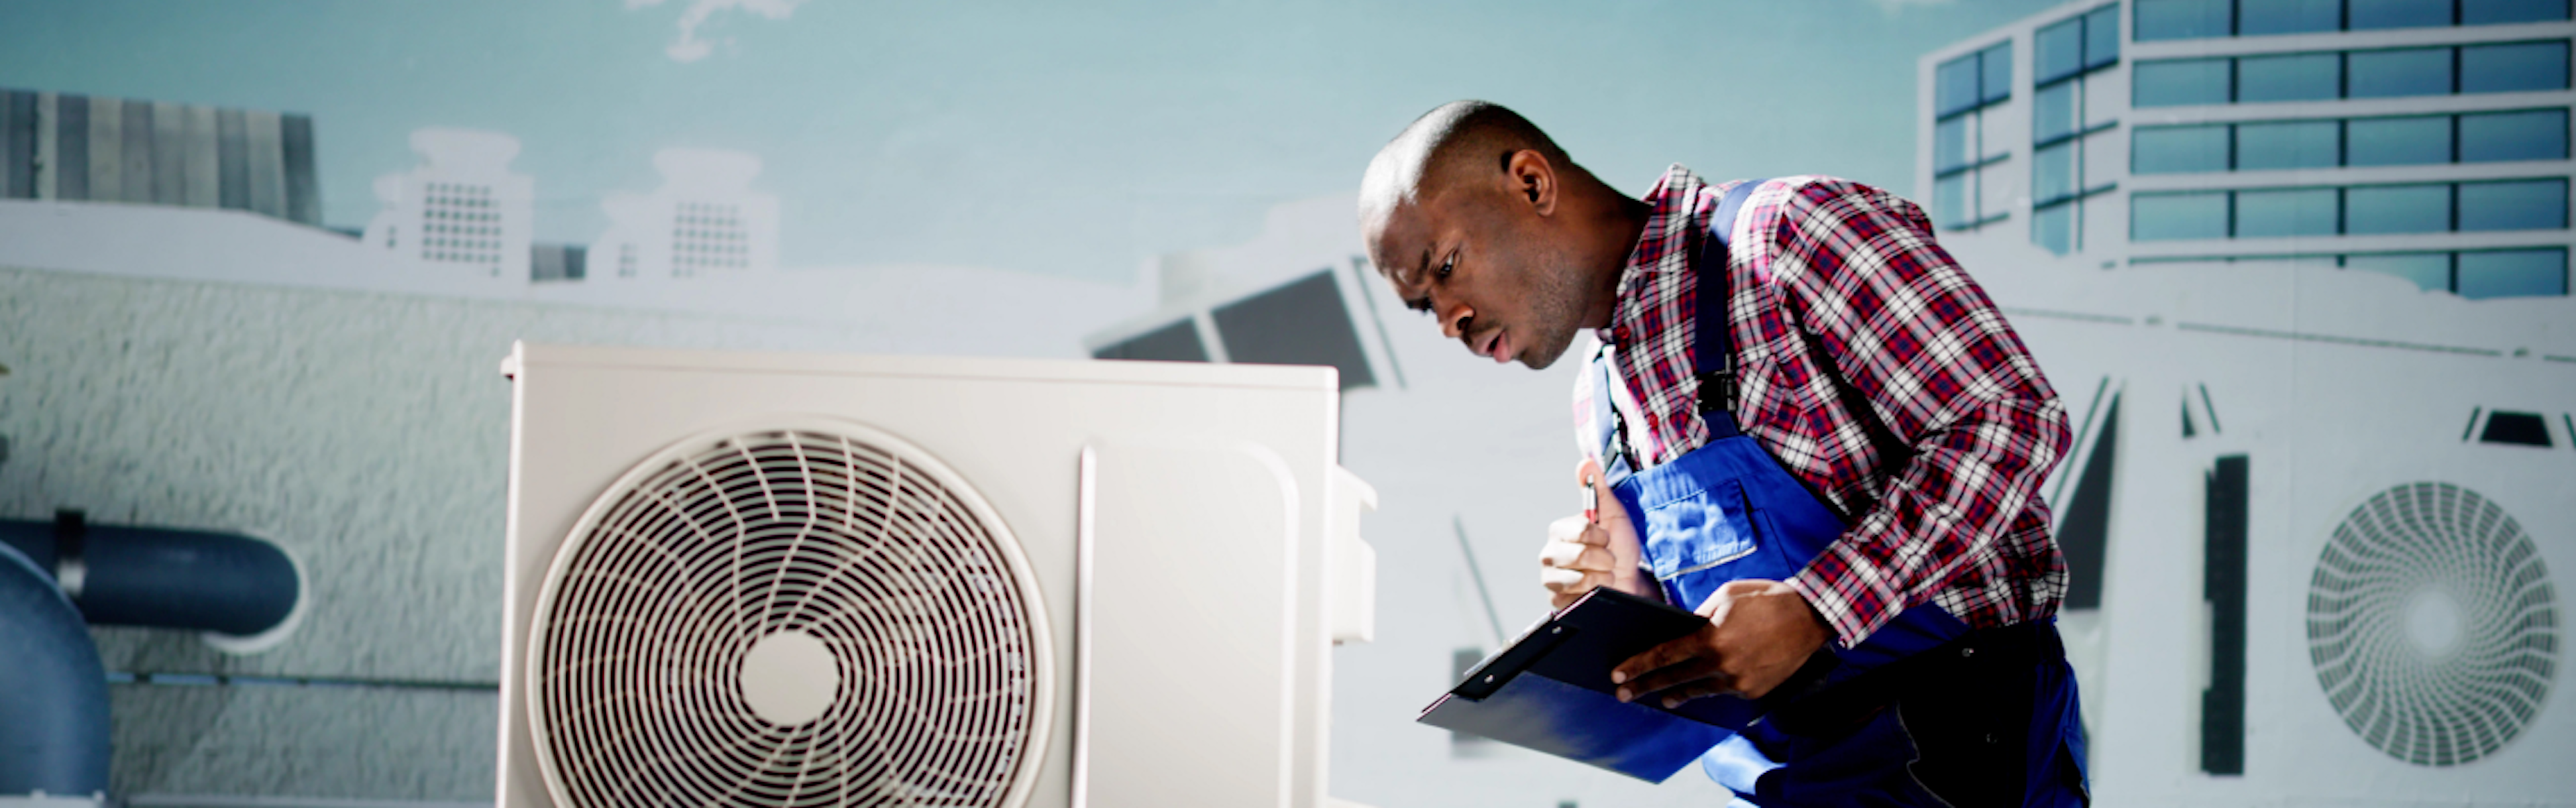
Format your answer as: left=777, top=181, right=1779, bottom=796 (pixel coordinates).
left=1593, top=166, right=2072, bottom=648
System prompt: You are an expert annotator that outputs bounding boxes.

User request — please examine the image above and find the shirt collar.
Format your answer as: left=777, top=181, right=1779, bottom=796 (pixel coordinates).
left=1597, top=164, right=1715, bottom=345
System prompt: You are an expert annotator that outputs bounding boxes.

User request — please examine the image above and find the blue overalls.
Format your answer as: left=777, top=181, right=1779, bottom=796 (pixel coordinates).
left=1575, top=179, right=2088, bottom=807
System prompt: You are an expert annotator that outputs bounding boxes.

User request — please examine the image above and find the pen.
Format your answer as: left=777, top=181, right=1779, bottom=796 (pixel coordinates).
left=1582, top=468, right=1598, bottom=524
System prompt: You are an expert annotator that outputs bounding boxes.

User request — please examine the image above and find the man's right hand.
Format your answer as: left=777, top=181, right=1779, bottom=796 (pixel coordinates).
left=1538, top=459, right=1654, bottom=610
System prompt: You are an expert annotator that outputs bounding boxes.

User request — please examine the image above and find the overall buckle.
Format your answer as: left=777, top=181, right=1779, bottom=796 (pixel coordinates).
left=1695, top=365, right=1739, bottom=414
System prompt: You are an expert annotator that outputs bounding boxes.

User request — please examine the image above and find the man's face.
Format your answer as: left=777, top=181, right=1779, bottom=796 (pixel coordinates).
left=1364, top=178, right=1595, bottom=371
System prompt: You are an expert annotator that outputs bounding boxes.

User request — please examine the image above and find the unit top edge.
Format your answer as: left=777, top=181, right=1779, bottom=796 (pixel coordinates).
left=504, top=341, right=1341, bottom=392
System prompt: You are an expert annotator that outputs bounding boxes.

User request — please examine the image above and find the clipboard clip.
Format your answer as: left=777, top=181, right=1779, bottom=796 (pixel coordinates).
left=1452, top=622, right=1580, bottom=701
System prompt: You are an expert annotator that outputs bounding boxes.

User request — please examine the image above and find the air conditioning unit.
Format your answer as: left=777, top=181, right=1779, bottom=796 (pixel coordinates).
left=2047, top=321, right=2573, bottom=806
left=2222, top=346, right=2569, bottom=805
left=497, top=342, right=1379, bottom=808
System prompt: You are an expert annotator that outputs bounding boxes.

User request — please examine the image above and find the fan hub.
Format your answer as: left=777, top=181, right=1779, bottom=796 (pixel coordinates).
left=2403, top=589, right=2465, bottom=657
left=739, top=630, right=839, bottom=726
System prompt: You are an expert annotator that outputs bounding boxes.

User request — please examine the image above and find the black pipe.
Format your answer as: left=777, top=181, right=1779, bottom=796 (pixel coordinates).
left=0, top=540, right=111, bottom=796
left=0, top=511, right=299, bottom=636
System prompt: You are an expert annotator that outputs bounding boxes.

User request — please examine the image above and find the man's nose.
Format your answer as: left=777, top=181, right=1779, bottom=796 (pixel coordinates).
left=1437, top=297, right=1473, bottom=340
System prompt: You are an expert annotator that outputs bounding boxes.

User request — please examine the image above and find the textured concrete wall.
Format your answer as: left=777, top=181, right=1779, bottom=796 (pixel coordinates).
left=108, top=686, right=496, bottom=800
left=0, top=265, right=1083, bottom=800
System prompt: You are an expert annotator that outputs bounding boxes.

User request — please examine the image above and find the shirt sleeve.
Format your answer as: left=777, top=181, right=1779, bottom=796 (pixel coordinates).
left=1762, top=180, right=2074, bottom=647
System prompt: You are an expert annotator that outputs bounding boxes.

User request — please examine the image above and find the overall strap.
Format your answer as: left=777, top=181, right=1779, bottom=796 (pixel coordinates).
left=1693, top=178, right=1769, bottom=438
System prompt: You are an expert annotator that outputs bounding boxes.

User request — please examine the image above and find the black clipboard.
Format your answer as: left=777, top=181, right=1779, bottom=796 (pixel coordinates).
left=1415, top=587, right=1834, bottom=782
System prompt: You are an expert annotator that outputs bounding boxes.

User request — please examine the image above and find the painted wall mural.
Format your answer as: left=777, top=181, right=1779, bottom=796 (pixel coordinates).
left=3, top=1, right=2571, bottom=807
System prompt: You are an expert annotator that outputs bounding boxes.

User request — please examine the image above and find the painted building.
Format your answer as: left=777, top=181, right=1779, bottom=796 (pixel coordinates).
left=1915, top=3, right=2576, bottom=806
left=588, top=148, right=780, bottom=280
left=0, top=88, right=321, bottom=226
left=1921, top=0, right=2574, bottom=298
left=360, top=128, right=537, bottom=280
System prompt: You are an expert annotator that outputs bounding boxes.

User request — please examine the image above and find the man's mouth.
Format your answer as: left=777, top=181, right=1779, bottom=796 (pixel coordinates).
left=1477, top=329, right=1511, bottom=363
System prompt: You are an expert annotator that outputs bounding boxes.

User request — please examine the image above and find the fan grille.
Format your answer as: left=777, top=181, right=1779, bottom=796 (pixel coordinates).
left=531, top=427, right=1046, bottom=807
left=2307, top=482, right=2559, bottom=766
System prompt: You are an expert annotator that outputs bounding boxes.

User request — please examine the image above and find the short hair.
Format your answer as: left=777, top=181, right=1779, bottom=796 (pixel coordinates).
left=1358, top=100, right=1568, bottom=227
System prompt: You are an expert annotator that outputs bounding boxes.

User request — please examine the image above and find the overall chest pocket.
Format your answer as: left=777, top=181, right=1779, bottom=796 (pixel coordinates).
left=1642, top=477, right=1758, bottom=581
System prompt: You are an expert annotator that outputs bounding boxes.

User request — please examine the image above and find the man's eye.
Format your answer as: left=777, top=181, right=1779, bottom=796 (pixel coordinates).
left=1437, top=256, right=1455, bottom=280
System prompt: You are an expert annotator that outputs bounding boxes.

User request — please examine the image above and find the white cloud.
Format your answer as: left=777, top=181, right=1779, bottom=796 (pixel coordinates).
left=625, top=0, right=808, bottom=63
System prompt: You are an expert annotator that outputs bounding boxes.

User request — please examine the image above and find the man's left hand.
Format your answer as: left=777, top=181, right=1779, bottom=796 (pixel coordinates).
left=1610, top=579, right=1830, bottom=706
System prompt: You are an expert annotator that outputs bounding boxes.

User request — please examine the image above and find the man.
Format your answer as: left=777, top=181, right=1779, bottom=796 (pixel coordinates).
left=1359, top=100, right=2085, bottom=806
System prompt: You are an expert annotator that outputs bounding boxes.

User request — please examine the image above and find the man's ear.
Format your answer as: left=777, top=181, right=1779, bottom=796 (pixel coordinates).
left=1505, top=149, right=1558, bottom=217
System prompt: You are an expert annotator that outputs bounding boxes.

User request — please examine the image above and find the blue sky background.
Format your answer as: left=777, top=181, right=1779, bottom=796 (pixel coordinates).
left=3, top=0, right=2070, bottom=282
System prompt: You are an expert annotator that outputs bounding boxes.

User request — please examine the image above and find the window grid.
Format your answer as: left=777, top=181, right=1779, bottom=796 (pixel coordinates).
left=2131, top=177, right=2570, bottom=239
left=2135, top=40, right=2572, bottom=107
left=2035, top=95, right=2125, bottom=150
left=1937, top=40, right=2016, bottom=120
left=2137, top=247, right=2570, bottom=298
left=2038, top=4, right=2124, bottom=89
left=2035, top=143, right=2127, bottom=207
left=419, top=181, right=502, bottom=272
left=668, top=200, right=749, bottom=278
left=2135, top=0, right=2571, bottom=42
left=1936, top=40, right=2017, bottom=231
left=2133, top=107, right=2571, bottom=172
left=2457, top=45, right=2467, bottom=96
left=2033, top=196, right=2096, bottom=254
left=2033, top=5, right=2123, bottom=255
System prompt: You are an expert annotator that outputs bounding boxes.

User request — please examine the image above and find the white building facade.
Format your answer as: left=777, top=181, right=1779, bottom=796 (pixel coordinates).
left=1921, top=0, right=2573, bottom=299
left=590, top=148, right=780, bottom=280
left=360, top=128, right=536, bottom=280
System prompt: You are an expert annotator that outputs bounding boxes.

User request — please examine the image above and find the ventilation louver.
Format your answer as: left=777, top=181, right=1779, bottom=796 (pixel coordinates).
left=528, top=425, right=1051, bottom=807
left=2307, top=482, right=2559, bottom=766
